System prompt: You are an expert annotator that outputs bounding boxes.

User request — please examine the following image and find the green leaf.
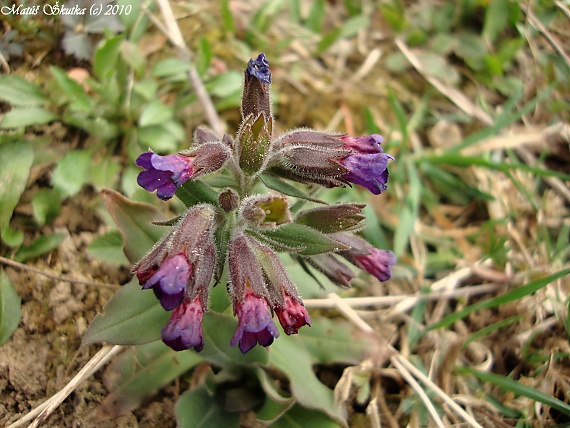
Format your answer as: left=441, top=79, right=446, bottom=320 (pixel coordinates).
left=120, top=40, right=146, bottom=77
left=205, top=71, right=242, bottom=98
left=258, top=223, right=348, bottom=256
left=1, top=107, right=59, bottom=129
left=1, top=226, right=24, bottom=248
left=458, top=366, right=570, bottom=418
left=151, top=58, right=191, bottom=78
left=137, top=122, right=183, bottom=153
left=97, top=341, right=203, bottom=418
left=196, top=37, right=213, bottom=77
left=271, top=405, right=340, bottom=428
left=90, top=156, right=122, bottom=191
left=100, top=189, right=168, bottom=263
left=0, top=142, right=34, bottom=243
left=32, top=188, right=61, bottom=226
left=138, top=100, right=173, bottom=127
left=93, top=36, right=123, bottom=81
left=14, top=233, right=67, bottom=263
left=87, top=230, right=129, bottom=265
left=269, top=317, right=375, bottom=425
left=82, top=277, right=169, bottom=347
left=0, top=75, right=47, bottom=106
left=260, top=174, right=326, bottom=204
left=483, top=0, right=509, bottom=44
left=176, top=179, right=219, bottom=207
left=428, top=268, right=570, bottom=331
left=50, top=66, right=92, bottom=111
left=52, top=149, right=92, bottom=198
left=0, top=269, right=22, bottom=345
left=176, top=384, right=240, bottom=428
left=393, top=159, right=421, bottom=256
left=254, top=367, right=294, bottom=422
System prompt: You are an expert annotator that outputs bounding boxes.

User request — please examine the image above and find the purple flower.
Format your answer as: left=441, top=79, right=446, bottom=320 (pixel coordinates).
left=275, top=294, right=311, bottom=335
left=246, top=53, right=271, bottom=84
left=353, top=248, right=396, bottom=282
left=337, top=134, right=394, bottom=195
left=161, top=296, right=205, bottom=352
left=136, top=151, right=195, bottom=200
left=143, top=254, right=191, bottom=310
left=230, top=291, right=280, bottom=354
left=340, top=152, right=392, bottom=195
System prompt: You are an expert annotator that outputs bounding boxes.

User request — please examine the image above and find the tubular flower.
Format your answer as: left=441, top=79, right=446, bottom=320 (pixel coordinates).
left=275, top=293, right=311, bottom=335
left=333, top=233, right=396, bottom=282
left=230, top=290, right=280, bottom=354
left=339, top=134, right=394, bottom=195
left=161, top=296, right=205, bottom=352
left=136, top=152, right=195, bottom=200
left=143, top=254, right=191, bottom=310
left=131, top=205, right=217, bottom=351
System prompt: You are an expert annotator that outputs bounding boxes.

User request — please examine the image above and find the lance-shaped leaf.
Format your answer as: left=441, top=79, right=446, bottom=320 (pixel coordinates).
left=253, top=367, right=295, bottom=423
left=0, top=269, right=22, bottom=345
left=176, top=383, right=240, bottom=428
left=101, top=189, right=167, bottom=263
left=82, top=278, right=168, bottom=347
left=257, top=223, right=348, bottom=256
left=95, top=341, right=203, bottom=420
left=296, top=203, right=366, bottom=233
left=0, top=142, right=34, bottom=245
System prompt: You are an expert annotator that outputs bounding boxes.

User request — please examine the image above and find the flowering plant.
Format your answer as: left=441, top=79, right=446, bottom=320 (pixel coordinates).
left=130, top=53, right=395, bottom=354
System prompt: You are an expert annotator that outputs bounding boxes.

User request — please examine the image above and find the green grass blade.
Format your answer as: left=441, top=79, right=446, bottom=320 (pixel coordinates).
left=428, top=268, right=570, bottom=331
left=457, top=366, right=570, bottom=418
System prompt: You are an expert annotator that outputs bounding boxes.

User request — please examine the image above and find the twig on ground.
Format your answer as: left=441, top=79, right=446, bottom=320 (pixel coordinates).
left=0, top=256, right=120, bottom=289
left=8, top=345, right=123, bottom=428
left=151, top=0, right=225, bottom=136
left=304, top=283, right=501, bottom=309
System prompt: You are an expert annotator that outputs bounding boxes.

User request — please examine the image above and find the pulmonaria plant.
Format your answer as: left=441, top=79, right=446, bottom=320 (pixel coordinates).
left=133, top=53, right=395, bottom=354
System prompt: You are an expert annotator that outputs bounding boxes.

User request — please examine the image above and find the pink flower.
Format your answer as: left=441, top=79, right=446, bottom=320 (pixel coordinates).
left=275, top=293, right=311, bottom=335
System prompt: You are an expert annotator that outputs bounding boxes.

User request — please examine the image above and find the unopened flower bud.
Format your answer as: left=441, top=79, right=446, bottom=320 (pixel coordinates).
left=296, top=203, right=366, bottom=233
left=241, top=53, right=272, bottom=120
left=218, top=188, right=240, bottom=213
left=240, top=194, right=291, bottom=228
left=305, top=253, right=355, bottom=288
left=193, top=126, right=219, bottom=145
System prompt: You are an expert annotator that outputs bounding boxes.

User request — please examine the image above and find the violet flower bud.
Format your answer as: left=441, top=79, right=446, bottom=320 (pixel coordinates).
left=332, top=233, right=396, bottom=282
left=230, top=290, right=280, bottom=354
left=161, top=296, right=205, bottom=352
left=241, top=53, right=272, bottom=121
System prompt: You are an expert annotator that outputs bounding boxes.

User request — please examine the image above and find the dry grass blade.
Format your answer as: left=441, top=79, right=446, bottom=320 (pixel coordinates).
left=327, top=294, right=484, bottom=427
left=152, top=0, right=225, bottom=136
left=8, top=345, right=123, bottom=428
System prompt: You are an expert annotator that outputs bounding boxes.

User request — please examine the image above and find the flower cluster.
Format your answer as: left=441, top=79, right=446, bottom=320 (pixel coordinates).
left=133, top=53, right=395, bottom=353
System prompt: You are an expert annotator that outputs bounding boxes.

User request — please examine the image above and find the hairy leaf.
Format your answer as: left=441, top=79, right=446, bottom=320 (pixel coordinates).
left=0, top=269, right=22, bottom=344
